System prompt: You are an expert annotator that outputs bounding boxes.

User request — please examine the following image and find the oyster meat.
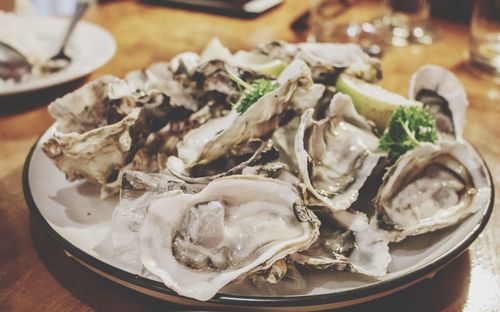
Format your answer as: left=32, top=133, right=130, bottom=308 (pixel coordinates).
left=374, top=142, right=491, bottom=242
left=295, top=93, right=384, bottom=211
left=408, top=65, right=468, bottom=141
left=139, top=176, right=319, bottom=301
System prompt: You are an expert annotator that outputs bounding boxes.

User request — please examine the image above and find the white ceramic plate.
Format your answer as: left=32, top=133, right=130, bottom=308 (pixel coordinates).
left=23, top=125, right=494, bottom=311
left=0, top=15, right=115, bottom=96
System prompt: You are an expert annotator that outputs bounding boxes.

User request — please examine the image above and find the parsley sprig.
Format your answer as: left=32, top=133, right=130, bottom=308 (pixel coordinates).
left=378, top=106, right=438, bottom=161
left=226, top=72, right=280, bottom=114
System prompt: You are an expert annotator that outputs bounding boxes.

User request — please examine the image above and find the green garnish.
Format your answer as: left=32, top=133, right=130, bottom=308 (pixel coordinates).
left=378, top=105, right=438, bottom=161
left=235, top=79, right=280, bottom=114
left=226, top=72, right=280, bottom=114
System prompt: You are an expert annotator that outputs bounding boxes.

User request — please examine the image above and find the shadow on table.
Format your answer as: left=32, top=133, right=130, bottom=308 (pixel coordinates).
left=30, top=216, right=471, bottom=312
left=0, top=77, right=88, bottom=116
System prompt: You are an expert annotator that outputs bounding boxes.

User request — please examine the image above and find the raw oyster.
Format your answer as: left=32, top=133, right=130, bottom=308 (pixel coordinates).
left=408, top=65, right=468, bottom=141
left=258, top=41, right=382, bottom=84
left=43, top=78, right=192, bottom=197
left=295, top=93, right=384, bottom=211
left=167, top=59, right=312, bottom=181
left=292, top=210, right=391, bottom=277
left=374, top=142, right=491, bottom=242
left=126, top=58, right=263, bottom=114
left=139, top=176, right=320, bottom=301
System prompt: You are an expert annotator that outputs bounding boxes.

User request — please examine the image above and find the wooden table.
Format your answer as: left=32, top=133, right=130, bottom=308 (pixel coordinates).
left=1, top=1, right=499, bottom=311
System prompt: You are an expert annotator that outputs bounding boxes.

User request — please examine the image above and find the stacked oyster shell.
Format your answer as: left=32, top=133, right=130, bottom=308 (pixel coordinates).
left=42, top=40, right=491, bottom=301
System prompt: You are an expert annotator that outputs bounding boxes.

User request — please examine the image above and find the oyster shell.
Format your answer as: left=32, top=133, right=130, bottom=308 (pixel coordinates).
left=258, top=41, right=382, bottom=84
left=167, top=59, right=312, bottom=181
left=139, top=176, right=320, bottom=301
left=408, top=65, right=468, bottom=141
left=47, top=76, right=135, bottom=133
left=292, top=210, right=391, bottom=277
left=374, top=142, right=491, bottom=242
left=43, top=78, right=192, bottom=197
left=201, top=38, right=288, bottom=78
left=295, top=93, right=384, bottom=211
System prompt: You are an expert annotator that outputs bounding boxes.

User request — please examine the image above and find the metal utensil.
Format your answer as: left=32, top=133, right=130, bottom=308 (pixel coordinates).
left=0, top=1, right=89, bottom=81
left=0, top=42, right=32, bottom=82
left=44, top=1, right=89, bottom=72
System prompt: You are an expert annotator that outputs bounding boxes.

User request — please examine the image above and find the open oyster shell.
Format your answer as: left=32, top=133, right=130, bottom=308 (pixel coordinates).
left=139, top=175, right=320, bottom=301
left=408, top=65, right=468, bottom=141
left=167, top=59, right=312, bottom=181
left=292, top=210, right=391, bottom=277
left=295, top=93, right=384, bottom=211
left=126, top=57, right=265, bottom=114
left=374, top=142, right=491, bottom=242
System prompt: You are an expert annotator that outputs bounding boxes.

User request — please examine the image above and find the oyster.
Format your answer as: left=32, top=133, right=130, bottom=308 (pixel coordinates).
left=167, top=59, right=312, bottom=181
left=295, top=93, right=384, bottom=211
left=47, top=76, right=135, bottom=133
left=127, top=44, right=271, bottom=116
left=258, top=41, right=382, bottom=84
left=374, top=142, right=491, bottom=242
left=43, top=78, right=192, bottom=197
left=139, top=176, right=320, bottom=301
left=292, top=210, right=391, bottom=277
left=408, top=65, right=468, bottom=141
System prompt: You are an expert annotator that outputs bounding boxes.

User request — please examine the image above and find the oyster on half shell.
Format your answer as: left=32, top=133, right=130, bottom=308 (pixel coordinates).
left=408, top=65, right=468, bottom=141
left=295, top=93, right=384, bottom=211
left=374, top=142, right=491, bottom=242
left=139, top=175, right=319, bottom=301
left=292, top=210, right=391, bottom=277
left=167, top=59, right=312, bottom=182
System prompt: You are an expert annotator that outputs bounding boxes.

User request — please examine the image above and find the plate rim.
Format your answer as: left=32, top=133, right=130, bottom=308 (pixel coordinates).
left=0, top=18, right=116, bottom=96
left=22, top=133, right=495, bottom=308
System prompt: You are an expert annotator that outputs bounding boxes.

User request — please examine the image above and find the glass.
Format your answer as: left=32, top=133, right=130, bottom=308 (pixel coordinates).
left=381, top=0, right=436, bottom=46
left=469, top=0, right=500, bottom=77
left=308, top=0, right=386, bottom=57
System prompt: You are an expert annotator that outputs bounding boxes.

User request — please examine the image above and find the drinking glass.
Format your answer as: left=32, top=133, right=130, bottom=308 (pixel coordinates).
left=381, top=0, right=436, bottom=46
left=308, top=0, right=386, bottom=57
left=469, top=0, right=500, bottom=77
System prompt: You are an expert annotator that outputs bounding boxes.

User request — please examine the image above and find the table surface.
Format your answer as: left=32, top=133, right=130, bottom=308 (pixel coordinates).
left=0, top=1, right=499, bottom=311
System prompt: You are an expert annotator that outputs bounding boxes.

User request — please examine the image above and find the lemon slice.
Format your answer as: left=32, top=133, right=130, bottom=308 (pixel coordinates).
left=233, top=51, right=287, bottom=77
left=336, top=74, right=421, bottom=131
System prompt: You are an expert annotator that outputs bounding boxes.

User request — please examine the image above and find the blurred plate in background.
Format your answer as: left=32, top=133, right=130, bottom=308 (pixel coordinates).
left=0, top=14, right=115, bottom=97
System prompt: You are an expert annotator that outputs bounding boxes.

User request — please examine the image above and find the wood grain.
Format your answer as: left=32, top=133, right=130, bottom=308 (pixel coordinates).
left=0, top=1, right=499, bottom=311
